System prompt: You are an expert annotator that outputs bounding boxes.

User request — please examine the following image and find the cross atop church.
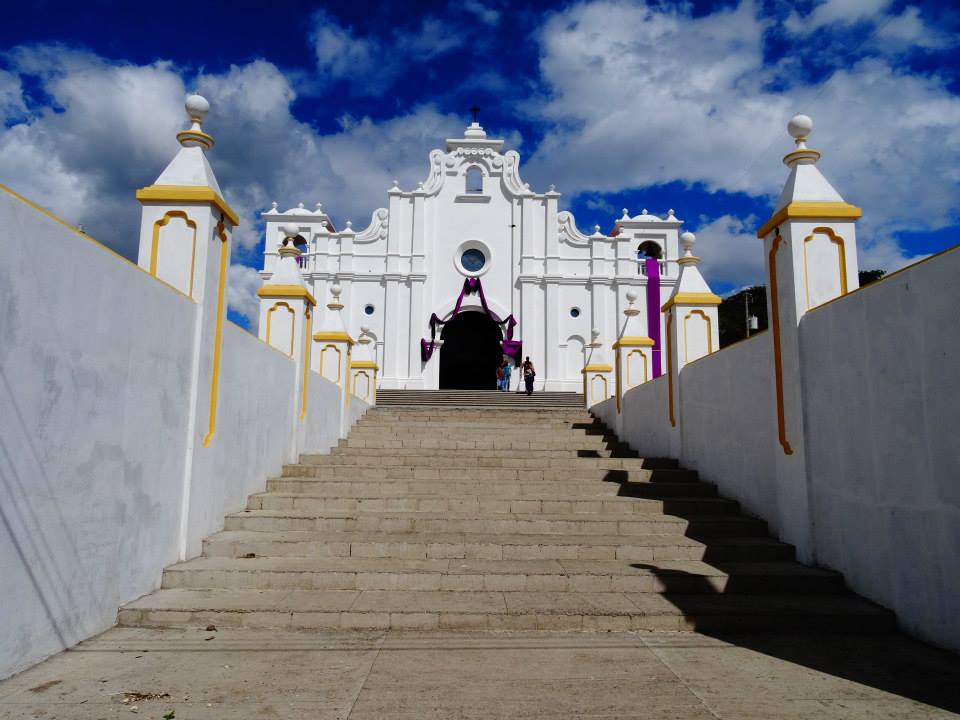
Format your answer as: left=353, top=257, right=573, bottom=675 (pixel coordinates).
left=470, top=105, right=480, bottom=124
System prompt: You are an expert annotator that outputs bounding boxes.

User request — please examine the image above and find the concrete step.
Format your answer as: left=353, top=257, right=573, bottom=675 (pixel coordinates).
left=354, top=419, right=598, bottom=430
left=336, top=437, right=631, bottom=451
left=161, top=556, right=845, bottom=595
left=118, top=587, right=891, bottom=633
left=375, top=390, right=586, bottom=409
left=247, top=493, right=726, bottom=514
left=282, top=462, right=685, bottom=480
left=345, top=432, right=615, bottom=443
left=200, top=529, right=791, bottom=562
left=264, top=477, right=712, bottom=499
left=364, top=406, right=588, bottom=415
left=319, top=452, right=647, bottom=465
left=221, top=509, right=759, bottom=537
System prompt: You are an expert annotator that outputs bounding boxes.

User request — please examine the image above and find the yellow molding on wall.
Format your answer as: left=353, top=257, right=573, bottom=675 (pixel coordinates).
left=350, top=360, right=379, bottom=370
left=756, top=201, right=862, bottom=239
left=612, top=336, right=655, bottom=348
left=314, top=331, right=355, bottom=344
left=202, top=221, right=230, bottom=448
left=768, top=233, right=794, bottom=455
left=661, top=292, right=722, bottom=312
left=136, top=184, right=241, bottom=226
left=300, top=306, right=312, bottom=422
left=581, top=363, right=613, bottom=373
left=257, top=284, right=317, bottom=306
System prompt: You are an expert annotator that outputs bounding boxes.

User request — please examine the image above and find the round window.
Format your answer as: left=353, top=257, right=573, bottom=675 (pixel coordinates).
left=364, top=304, right=375, bottom=316
left=570, top=307, right=581, bottom=318
left=460, top=248, right=486, bottom=272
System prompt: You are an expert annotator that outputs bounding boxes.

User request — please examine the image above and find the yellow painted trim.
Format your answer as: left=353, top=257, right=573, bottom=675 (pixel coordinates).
left=768, top=233, right=794, bottom=455
left=614, top=348, right=622, bottom=413
left=266, top=302, right=295, bottom=356
left=757, top=201, right=862, bottom=239
left=136, top=184, right=240, bottom=226
left=803, top=226, right=848, bottom=310
left=350, top=360, right=379, bottom=369
left=666, top=314, right=675, bottom=427
left=626, top=348, right=648, bottom=387
left=589, top=374, right=608, bottom=403
left=581, top=363, right=613, bottom=373
left=202, top=222, right=229, bottom=448
left=319, top=344, right=342, bottom=384
left=313, top=331, right=355, bottom=345
left=176, top=129, right=214, bottom=147
left=682, top=309, right=714, bottom=365
left=257, top=284, right=317, bottom=306
left=612, top=336, right=655, bottom=348
left=150, top=211, right=197, bottom=296
left=300, top=306, right=312, bottom=422
left=344, top=347, right=353, bottom=409
left=352, top=369, right=371, bottom=400
left=661, top=292, right=722, bottom=312
left=782, top=148, right=821, bottom=166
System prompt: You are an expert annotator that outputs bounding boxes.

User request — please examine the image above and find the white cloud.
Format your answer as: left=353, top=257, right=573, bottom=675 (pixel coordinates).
left=784, top=0, right=891, bottom=34
left=0, top=48, right=465, bottom=260
left=310, top=11, right=465, bottom=95
left=227, top=263, right=263, bottom=331
left=0, top=48, right=185, bottom=257
left=522, top=0, right=960, bottom=287
left=0, top=69, right=27, bottom=121
left=312, top=10, right=383, bottom=88
left=463, top=0, right=501, bottom=26
left=692, top=215, right=765, bottom=289
left=873, top=6, right=957, bottom=50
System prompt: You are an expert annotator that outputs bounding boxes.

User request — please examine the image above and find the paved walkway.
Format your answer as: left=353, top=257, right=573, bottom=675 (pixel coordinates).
left=2, top=628, right=959, bottom=719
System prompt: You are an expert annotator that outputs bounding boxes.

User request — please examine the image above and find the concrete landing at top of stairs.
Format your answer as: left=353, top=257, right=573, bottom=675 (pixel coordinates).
left=2, top=627, right=959, bottom=719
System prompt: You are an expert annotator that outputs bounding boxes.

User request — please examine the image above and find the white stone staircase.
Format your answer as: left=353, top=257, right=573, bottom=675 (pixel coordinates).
left=118, top=399, right=892, bottom=633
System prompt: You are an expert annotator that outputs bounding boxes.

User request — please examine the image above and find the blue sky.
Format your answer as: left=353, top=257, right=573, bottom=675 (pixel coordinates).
left=1, top=0, right=958, bottom=328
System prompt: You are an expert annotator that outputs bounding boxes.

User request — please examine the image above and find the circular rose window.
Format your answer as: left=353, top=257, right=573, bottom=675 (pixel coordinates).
left=460, top=248, right=486, bottom=272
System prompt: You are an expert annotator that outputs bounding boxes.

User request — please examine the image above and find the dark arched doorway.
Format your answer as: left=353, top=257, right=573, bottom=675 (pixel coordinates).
left=439, top=311, right=503, bottom=389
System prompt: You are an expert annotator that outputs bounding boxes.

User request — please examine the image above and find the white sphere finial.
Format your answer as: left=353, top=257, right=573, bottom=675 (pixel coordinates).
left=281, top=222, right=300, bottom=239
left=360, top=325, right=370, bottom=335
left=185, top=94, right=209, bottom=123
left=625, top=290, right=638, bottom=303
left=680, top=230, right=696, bottom=253
left=788, top=114, right=813, bottom=144
left=330, top=283, right=342, bottom=298
left=591, top=328, right=600, bottom=338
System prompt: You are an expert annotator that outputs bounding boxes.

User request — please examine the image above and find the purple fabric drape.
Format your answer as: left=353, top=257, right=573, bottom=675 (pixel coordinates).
left=421, top=277, right=522, bottom=362
left=645, top=258, right=662, bottom=378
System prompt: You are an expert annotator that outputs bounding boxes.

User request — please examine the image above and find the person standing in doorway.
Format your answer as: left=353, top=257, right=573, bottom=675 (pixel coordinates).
left=522, top=357, right=536, bottom=395
left=495, top=362, right=505, bottom=391
left=502, top=360, right=512, bottom=392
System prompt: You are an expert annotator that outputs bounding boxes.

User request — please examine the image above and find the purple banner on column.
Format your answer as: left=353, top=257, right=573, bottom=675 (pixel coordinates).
left=645, top=258, right=662, bottom=378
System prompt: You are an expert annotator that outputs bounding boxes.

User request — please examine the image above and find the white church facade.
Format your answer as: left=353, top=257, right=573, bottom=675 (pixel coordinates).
left=259, top=120, right=710, bottom=391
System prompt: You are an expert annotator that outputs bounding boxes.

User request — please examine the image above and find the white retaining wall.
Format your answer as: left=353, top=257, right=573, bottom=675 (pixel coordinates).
left=800, top=247, right=960, bottom=650
left=596, top=246, right=960, bottom=651
left=0, top=187, right=364, bottom=678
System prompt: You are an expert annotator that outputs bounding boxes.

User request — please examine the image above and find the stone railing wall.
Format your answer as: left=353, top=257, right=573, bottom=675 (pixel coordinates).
left=593, top=245, right=960, bottom=652
left=0, top=185, right=369, bottom=679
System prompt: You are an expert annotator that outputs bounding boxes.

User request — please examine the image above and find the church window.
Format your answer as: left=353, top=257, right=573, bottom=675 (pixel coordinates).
left=364, top=304, right=375, bottom=316
left=637, top=241, right=662, bottom=259
left=461, top=248, right=486, bottom=272
left=570, top=307, right=581, bottom=318
left=465, top=166, right=483, bottom=194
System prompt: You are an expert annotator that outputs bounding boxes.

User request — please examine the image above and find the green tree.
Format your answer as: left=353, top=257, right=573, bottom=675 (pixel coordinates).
left=859, top=269, right=886, bottom=286
left=719, top=286, right=768, bottom=348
